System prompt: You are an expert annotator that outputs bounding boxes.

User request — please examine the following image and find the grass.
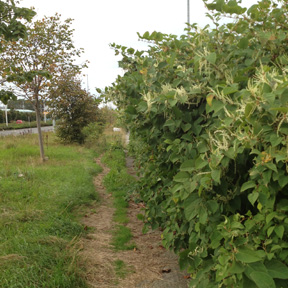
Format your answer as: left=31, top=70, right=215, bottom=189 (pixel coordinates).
left=102, top=145, right=137, bottom=251
left=111, top=225, right=136, bottom=251
left=0, top=133, right=101, bottom=288
left=114, top=259, right=134, bottom=279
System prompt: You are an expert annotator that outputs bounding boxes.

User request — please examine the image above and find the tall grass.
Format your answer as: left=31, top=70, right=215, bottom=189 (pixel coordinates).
left=0, top=133, right=101, bottom=288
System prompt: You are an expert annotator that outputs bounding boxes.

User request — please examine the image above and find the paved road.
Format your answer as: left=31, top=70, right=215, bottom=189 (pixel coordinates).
left=0, top=126, right=54, bottom=137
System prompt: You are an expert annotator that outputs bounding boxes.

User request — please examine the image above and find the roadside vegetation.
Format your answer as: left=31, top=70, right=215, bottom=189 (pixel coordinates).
left=0, top=132, right=101, bottom=288
left=4, top=0, right=288, bottom=286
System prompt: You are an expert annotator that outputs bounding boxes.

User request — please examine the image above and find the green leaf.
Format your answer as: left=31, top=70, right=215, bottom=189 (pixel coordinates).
left=262, top=170, right=272, bottom=186
left=269, top=134, right=283, bottom=147
left=267, top=226, right=275, bottom=237
left=271, top=245, right=281, bottom=252
left=229, top=260, right=245, bottom=274
left=248, top=192, right=259, bottom=206
left=180, top=160, right=195, bottom=172
left=210, top=231, right=223, bottom=249
left=278, top=176, right=288, bottom=188
left=224, top=147, right=235, bottom=159
left=174, top=171, right=190, bottom=183
left=262, top=83, right=272, bottom=93
left=200, top=176, right=211, bottom=189
left=213, top=0, right=225, bottom=11
left=185, top=181, right=198, bottom=193
left=137, top=101, right=148, bottom=112
left=280, top=89, right=288, bottom=105
left=224, top=0, right=247, bottom=14
left=266, top=259, right=288, bottom=279
left=243, top=275, right=258, bottom=288
left=181, top=123, right=192, bottom=132
left=206, top=52, right=217, bottom=64
left=240, top=181, right=256, bottom=192
left=164, top=119, right=175, bottom=127
left=265, top=162, right=277, bottom=173
left=250, top=272, right=276, bottom=288
left=184, top=195, right=202, bottom=221
left=236, top=247, right=263, bottom=263
left=266, top=212, right=276, bottom=224
left=142, top=31, right=150, bottom=39
left=248, top=261, right=268, bottom=273
left=274, top=225, right=284, bottom=239
left=158, top=61, right=168, bottom=69
left=168, top=98, right=178, bottom=107
left=263, top=93, right=275, bottom=103
left=275, top=153, right=287, bottom=163
left=155, top=32, right=163, bottom=42
left=206, top=200, right=219, bottom=214
left=211, top=169, right=221, bottom=184
left=277, top=199, right=288, bottom=212
left=170, top=183, right=183, bottom=194
left=199, top=206, right=208, bottom=224
left=270, top=107, right=288, bottom=113
left=211, top=100, right=224, bottom=113
left=223, top=85, right=238, bottom=95
left=127, top=48, right=135, bottom=54
left=239, top=37, right=249, bottom=49
left=195, top=157, right=208, bottom=170
left=181, top=133, right=193, bottom=142
left=231, top=222, right=245, bottom=230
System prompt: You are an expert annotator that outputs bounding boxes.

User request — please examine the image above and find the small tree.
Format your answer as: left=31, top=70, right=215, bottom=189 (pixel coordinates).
left=0, top=14, right=86, bottom=161
left=49, top=73, right=101, bottom=144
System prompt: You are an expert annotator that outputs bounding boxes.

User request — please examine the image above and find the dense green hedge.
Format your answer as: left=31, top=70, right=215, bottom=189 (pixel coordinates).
left=105, top=1, right=288, bottom=287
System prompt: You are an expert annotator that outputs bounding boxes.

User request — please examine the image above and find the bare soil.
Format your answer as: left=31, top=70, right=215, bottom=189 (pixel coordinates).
left=80, top=156, right=190, bottom=288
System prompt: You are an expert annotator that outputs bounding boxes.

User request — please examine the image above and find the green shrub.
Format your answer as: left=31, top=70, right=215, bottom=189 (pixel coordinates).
left=82, top=122, right=105, bottom=143
left=104, top=1, right=288, bottom=287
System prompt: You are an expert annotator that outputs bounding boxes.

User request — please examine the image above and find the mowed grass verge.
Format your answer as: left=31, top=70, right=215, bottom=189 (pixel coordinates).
left=0, top=133, right=101, bottom=288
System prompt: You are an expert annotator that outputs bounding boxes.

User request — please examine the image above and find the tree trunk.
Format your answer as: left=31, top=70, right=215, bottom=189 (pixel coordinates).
left=35, top=95, right=45, bottom=162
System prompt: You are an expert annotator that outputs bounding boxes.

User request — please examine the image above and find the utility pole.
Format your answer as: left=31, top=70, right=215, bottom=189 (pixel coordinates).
left=5, top=105, right=8, bottom=126
left=187, top=0, right=190, bottom=25
left=87, top=75, right=89, bottom=92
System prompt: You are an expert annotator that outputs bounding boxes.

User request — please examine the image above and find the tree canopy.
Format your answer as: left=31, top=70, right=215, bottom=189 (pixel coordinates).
left=0, top=0, right=36, bottom=104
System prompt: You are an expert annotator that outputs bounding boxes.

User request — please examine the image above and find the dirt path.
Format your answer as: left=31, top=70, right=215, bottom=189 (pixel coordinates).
left=80, top=156, right=190, bottom=288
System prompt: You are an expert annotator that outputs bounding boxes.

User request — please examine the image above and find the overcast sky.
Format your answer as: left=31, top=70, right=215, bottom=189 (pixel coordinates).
left=20, top=0, right=257, bottom=95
